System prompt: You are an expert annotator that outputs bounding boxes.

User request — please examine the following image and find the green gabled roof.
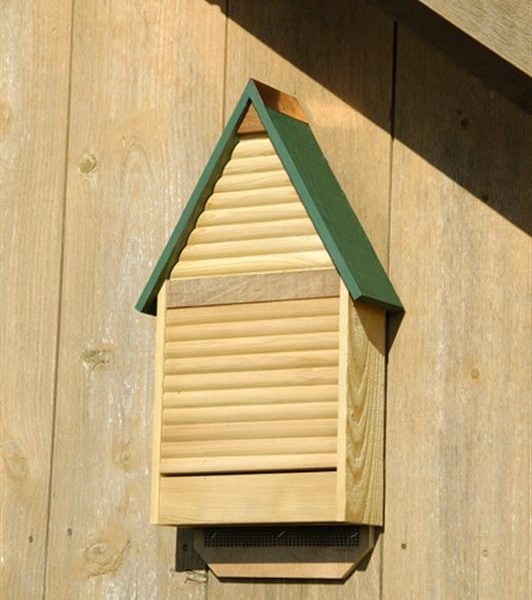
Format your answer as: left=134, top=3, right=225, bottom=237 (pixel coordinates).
left=136, top=80, right=403, bottom=315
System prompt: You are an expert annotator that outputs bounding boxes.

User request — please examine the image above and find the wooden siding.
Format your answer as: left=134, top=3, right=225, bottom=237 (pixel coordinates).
left=160, top=297, right=339, bottom=475
left=171, top=133, right=334, bottom=279
left=1, top=1, right=529, bottom=599
left=417, top=0, right=531, bottom=75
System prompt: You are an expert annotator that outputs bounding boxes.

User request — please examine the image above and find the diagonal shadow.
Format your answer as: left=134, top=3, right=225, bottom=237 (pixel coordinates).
left=206, top=0, right=531, bottom=236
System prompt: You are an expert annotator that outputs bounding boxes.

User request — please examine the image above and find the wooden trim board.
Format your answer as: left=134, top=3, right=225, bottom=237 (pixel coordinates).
left=150, top=282, right=167, bottom=523
left=158, top=471, right=337, bottom=525
left=166, top=268, right=340, bottom=308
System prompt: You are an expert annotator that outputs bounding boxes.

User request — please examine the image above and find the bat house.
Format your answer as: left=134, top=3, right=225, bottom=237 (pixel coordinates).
left=136, top=80, right=402, bottom=534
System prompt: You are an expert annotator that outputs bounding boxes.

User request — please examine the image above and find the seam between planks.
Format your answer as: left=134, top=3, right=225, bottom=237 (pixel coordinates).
left=381, top=20, right=399, bottom=600
left=42, top=1, right=77, bottom=598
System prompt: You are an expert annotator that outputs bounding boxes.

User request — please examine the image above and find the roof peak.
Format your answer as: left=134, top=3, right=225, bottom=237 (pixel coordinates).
left=136, top=80, right=403, bottom=315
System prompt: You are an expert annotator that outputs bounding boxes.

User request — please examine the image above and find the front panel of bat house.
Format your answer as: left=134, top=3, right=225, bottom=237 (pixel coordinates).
left=140, top=84, right=399, bottom=530
left=154, top=131, right=348, bottom=525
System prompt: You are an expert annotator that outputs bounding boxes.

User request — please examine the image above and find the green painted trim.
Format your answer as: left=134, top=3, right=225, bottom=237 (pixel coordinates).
left=136, top=80, right=403, bottom=315
left=248, top=85, right=402, bottom=312
left=135, top=90, right=253, bottom=315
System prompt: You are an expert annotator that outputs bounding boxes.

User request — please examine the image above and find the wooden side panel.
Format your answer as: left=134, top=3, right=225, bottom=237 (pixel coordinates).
left=159, top=472, right=338, bottom=525
left=210, top=1, right=395, bottom=597
left=150, top=284, right=166, bottom=523
left=160, top=297, right=340, bottom=475
left=171, top=133, right=334, bottom=279
left=383, top=28, right=531, bottom=600
left=337, top=285, right=386, bottom=526
left=44, top=1, right=225, bottom=598
left=0, top=1, right=72, bottom=597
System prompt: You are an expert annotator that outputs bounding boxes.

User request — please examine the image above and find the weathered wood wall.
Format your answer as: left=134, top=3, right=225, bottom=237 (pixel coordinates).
left=1, top=1, right=529, bottom=599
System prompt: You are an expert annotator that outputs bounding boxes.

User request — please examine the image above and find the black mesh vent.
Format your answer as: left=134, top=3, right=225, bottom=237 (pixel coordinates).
left=203, top=526, right=360, bottom=548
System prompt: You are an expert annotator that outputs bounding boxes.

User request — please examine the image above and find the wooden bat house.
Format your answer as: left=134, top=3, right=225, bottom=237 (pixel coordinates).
left=137, top=80, right=402, bottom=532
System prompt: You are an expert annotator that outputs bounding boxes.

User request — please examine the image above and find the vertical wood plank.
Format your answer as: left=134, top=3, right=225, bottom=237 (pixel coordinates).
left=384, top=27, right=530, bottom=599
left=209, top=1, right=394, bottom=597
left=44, top=1, right=225, bottom=598
left=0, top=1, right=72, bottom=597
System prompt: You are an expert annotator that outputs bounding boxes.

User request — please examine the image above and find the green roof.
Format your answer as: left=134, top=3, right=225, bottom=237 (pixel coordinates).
left=136, top=80, right=403, bottom=315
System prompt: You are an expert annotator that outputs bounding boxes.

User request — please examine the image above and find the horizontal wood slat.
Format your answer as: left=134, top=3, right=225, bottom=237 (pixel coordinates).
left=164, top=366, right=339, bottom=392
left=159, top=453, right=337, bottom=474
left=206, top=186, right=298, bottom=210
left=230, top=133, right=275, bottom=158
left=222, top=153, right=282, bottom=175
left=162, top=401, right=337, bottom=424
left=161, top=418, right=338, bottom=442
left=160, top=436, right=338, bottom=458
left=166, top=317, right=337, bottom=343
left=179, top=234, right=322, bottom=260
left=171, top=250, right=332, bottom=278
left=166, top=296, right=339, bottom=324
left=165, top=331, right=338, bottom=358
left=186, top=218, right=316, bottom=244
left=163, top=384, right=338, bottom=408
left=195, top=201, right=306, bottom=227
left=165, top=349, right=338, bottom=374
left=166, top=269, right=340, bottom=308
left=213, top=169, right=290, bottom=193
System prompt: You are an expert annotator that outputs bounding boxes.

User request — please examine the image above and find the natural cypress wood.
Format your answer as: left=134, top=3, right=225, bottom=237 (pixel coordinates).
left=158, top=472, right=338, bottom=525
left=337, top=285, right=386, bottom=526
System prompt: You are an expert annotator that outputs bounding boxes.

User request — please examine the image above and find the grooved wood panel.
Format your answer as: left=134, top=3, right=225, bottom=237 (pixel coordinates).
left=383, top=27, right=531, bottom=600
left=42, top=1, right=225, bottom=598
left=0, top=0, right=72, bottom=597
left=211, top=0, right=395, bottom=597
left=418, top=0, right=531, bottom=75
left=171, top=133, right=333, bottom=279
left=160, top=298, right=339, bottom=474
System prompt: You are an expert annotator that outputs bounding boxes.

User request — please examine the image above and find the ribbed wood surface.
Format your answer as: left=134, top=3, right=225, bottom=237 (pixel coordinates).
left=160, top=297, right=340, bottom=474
left=171, top=134, right=333, bottom=278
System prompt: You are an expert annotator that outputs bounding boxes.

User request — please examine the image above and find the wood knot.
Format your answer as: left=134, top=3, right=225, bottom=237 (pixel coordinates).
left=116, top=450, right=132, bottom=470
left=83, top=538, right=130, bottom=577
left=79, top=153, right=97, bottom=175
left=470, top=368, right=480, bottom=380
left=1, top=437, right=29, bottom=480
left=80, top=347, right=111, bottom=370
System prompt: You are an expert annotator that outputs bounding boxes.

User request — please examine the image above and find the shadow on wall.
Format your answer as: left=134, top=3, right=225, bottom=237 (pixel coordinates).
left=206, top=0, right=531, bottom=236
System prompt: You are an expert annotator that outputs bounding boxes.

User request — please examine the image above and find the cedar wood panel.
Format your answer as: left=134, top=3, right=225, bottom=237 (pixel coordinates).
left=1, top=1, right=529, bottom=598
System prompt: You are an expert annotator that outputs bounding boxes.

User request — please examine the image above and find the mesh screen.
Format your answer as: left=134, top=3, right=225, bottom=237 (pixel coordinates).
left=203, top=526, right=360, bottom=548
